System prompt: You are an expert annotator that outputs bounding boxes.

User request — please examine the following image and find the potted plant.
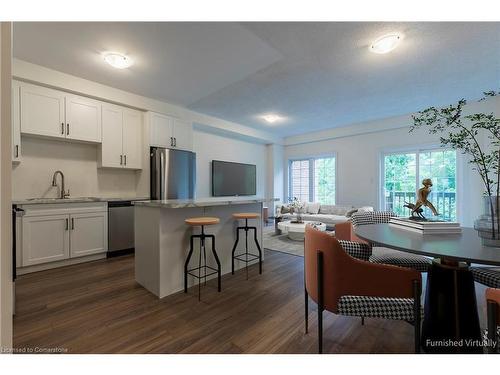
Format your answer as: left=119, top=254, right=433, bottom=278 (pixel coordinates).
left=289, top=197, right=305, bottom=223
left=410, top=91, right=500, bottom=246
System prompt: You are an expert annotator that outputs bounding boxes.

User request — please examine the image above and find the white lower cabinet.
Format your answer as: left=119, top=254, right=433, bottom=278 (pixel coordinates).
left=22, top=214, right=70, bottom=266
left=20, top=203, right=108, bottom=267
left=69, top=212, right=107, bottom=258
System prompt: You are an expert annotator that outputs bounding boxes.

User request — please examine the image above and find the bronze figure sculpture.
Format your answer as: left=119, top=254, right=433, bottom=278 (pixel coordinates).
left=406, top=178, right=439, bottom=220
left=404, top=202, right=425, bottom=219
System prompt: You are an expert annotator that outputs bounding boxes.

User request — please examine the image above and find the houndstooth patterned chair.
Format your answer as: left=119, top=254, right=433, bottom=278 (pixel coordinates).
left=338, top=295, right=423, bottom=321
left=337, top=240, right=372, bottom=261
left=304, top=226, right=423, bottom=353
left=471, top=267, right=500, bottom=288
left=350, top=211, right=432, bottom=272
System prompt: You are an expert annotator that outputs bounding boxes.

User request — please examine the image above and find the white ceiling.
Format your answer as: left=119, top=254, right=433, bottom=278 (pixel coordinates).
left=13, top=22, right=500, bottom=137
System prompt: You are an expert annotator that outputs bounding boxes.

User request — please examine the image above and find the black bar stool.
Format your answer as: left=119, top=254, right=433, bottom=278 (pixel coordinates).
left=184, top=217, right=221, bottom=301
left=231, top=213, right=263, bottom=279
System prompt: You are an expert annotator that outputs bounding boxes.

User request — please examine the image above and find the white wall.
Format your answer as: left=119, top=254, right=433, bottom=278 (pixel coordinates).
left=193, top=129, right=267, bottom=198
left=284, top=96, right=500, bottom=228
left=12, top=137, right=140, bottom=200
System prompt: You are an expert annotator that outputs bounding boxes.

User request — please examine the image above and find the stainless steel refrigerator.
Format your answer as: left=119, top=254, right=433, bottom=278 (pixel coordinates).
left=150, top=147, right=196, bottom=200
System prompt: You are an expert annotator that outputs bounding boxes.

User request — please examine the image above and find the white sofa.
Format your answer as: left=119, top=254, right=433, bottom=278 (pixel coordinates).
left=275, top=202, right=373, bottom=226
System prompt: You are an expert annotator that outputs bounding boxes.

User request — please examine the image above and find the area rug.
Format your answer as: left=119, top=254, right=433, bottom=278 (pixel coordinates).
left=262, top=225, right=304, bottom=257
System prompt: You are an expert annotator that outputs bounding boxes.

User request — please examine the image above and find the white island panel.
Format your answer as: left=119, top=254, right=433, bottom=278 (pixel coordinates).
left=134, top=199, right=264, bottom=298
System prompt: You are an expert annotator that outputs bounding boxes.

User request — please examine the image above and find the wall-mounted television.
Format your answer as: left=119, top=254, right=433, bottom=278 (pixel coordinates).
left=212, top=160, right=256, bottom=197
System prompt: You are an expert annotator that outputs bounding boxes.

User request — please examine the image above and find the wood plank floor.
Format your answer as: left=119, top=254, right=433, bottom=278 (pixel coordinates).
left=14, top=249, right=426, bottom=353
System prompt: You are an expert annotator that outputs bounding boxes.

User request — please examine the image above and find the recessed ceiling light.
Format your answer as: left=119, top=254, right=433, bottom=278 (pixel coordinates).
left=103, top=52, right=134, bottom=69
left=370, top=34, right=402, bottom=54
left=261, top=114, right=283, bottom=123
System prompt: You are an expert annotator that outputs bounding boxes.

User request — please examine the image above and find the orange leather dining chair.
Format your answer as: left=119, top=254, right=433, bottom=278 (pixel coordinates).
left=486, top=288, right=500, bottom=354
left=304, top=225, right=423, bottom=353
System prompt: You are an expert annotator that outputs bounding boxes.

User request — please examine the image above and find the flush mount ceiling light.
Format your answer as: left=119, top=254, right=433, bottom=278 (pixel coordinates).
left=261, top=114, right=283, bottom=124
left=370, top=34, right=402, bottom=54
left=103, top=52, right=134, bottom=69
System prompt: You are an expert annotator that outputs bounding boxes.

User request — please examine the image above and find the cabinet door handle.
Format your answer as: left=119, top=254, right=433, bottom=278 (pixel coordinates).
left=124, top=155, right=127, bottom=166
left=120, top=155, right=123, bottom=165
left=71, top=218, right=74, bottom=230
left=65, top=218, right=69, bottom=231
left=61, top=122, right=65, bottom=134
left=15, top=145, right=19, bottom=158
left=66, top=123, right=70, bottom=135
left=170, top=137, right=173, bottom=147
left=174, top=137, right=177, bottom=147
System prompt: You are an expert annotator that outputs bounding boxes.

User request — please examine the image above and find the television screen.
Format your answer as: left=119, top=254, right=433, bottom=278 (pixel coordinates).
left=212, top=160, right=256, bottom=197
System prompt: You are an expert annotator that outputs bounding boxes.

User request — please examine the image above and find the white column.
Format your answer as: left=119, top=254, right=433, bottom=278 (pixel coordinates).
left=0, top=21, right=13, bottom=350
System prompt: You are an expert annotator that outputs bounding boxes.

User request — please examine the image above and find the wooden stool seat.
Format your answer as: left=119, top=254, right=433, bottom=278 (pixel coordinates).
left=233, top=212, right=260, bottom=219
left=185, top=217, right=220, bottom=226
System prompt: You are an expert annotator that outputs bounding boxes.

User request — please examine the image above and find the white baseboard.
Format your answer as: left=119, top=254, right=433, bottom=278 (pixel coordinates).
left=17, top=253, right=107, bottom=275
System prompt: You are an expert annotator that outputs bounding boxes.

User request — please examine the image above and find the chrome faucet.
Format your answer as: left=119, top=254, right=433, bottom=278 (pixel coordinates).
left=51, top=171, right=70, bottom=199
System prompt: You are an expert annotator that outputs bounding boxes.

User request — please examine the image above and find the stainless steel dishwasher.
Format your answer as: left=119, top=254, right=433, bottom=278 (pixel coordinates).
left=108, top=201, right=135, bottom=257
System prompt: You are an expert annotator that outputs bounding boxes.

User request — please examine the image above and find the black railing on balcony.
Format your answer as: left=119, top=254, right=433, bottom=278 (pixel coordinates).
left=385, top=191, right=456, bottom=221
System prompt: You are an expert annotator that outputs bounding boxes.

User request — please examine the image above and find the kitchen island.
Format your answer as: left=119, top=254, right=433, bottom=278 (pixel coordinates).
left=134, top=197, right=268, bottom=298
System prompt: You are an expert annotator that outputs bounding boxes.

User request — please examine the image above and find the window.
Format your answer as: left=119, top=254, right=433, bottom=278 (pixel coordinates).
left=289, top=156, right=336, bottom=204
left=381, top=148, right=457, bottom=221
left=290, top=159, right=310, bottom=202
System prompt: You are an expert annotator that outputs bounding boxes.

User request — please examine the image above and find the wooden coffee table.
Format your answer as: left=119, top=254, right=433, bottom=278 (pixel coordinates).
left=277, top=220, right=327, bottom=241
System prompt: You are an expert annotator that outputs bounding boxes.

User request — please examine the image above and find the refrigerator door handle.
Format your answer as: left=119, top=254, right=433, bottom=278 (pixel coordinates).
left=159, top=150, right=165, bottom=200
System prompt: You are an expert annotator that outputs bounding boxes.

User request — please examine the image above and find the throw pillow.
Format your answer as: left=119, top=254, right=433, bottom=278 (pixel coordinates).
left=281, top=205, right=293, bottom=214
left=346, top=208, right=358, bottom=217
left=319, top=205, right=334, bottom=214
left=306, top=202, right=321, bottom=214
left=331, top=205, right=353, bottom=215
left=358, top=206, right=374, bottom=213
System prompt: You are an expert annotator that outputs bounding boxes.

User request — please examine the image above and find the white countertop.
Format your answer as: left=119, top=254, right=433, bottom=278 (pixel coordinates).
left=133, top=196, right=277, bottom=208
left=13, top=196, right=150, bottom=205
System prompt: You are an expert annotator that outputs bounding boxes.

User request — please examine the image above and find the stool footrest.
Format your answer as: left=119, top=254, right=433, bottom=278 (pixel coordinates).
left=233, top=253, right=260, bottom=262
left=187, top=265, right=219, bottom=279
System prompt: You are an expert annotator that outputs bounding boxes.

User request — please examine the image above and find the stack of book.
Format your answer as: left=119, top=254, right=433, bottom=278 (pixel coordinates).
left=389, top=217, right=461, bottom=234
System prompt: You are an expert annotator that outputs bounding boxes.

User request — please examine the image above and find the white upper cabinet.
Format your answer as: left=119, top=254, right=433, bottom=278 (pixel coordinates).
left=149, top=112, right=173, bottom=148
left=65, top=95, right=102, bottom=143
left=100, top=104, right=124, bottom=168
left=20, top=83, right=102, bottom=143
left=172, top=118, right=193, bottom=151
left=122, top=109, right=143, bottom=169
left=20, top=83, right=66, bottom=139
left=12, top=81, right=21, bottom=162
left=99, top=104, right=143, bottom=170
left=147, top=111, right=192, bottom=151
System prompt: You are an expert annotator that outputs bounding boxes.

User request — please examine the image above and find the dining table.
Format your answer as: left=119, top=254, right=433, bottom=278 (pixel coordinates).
left=355, top=224, right=500, bottom=354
